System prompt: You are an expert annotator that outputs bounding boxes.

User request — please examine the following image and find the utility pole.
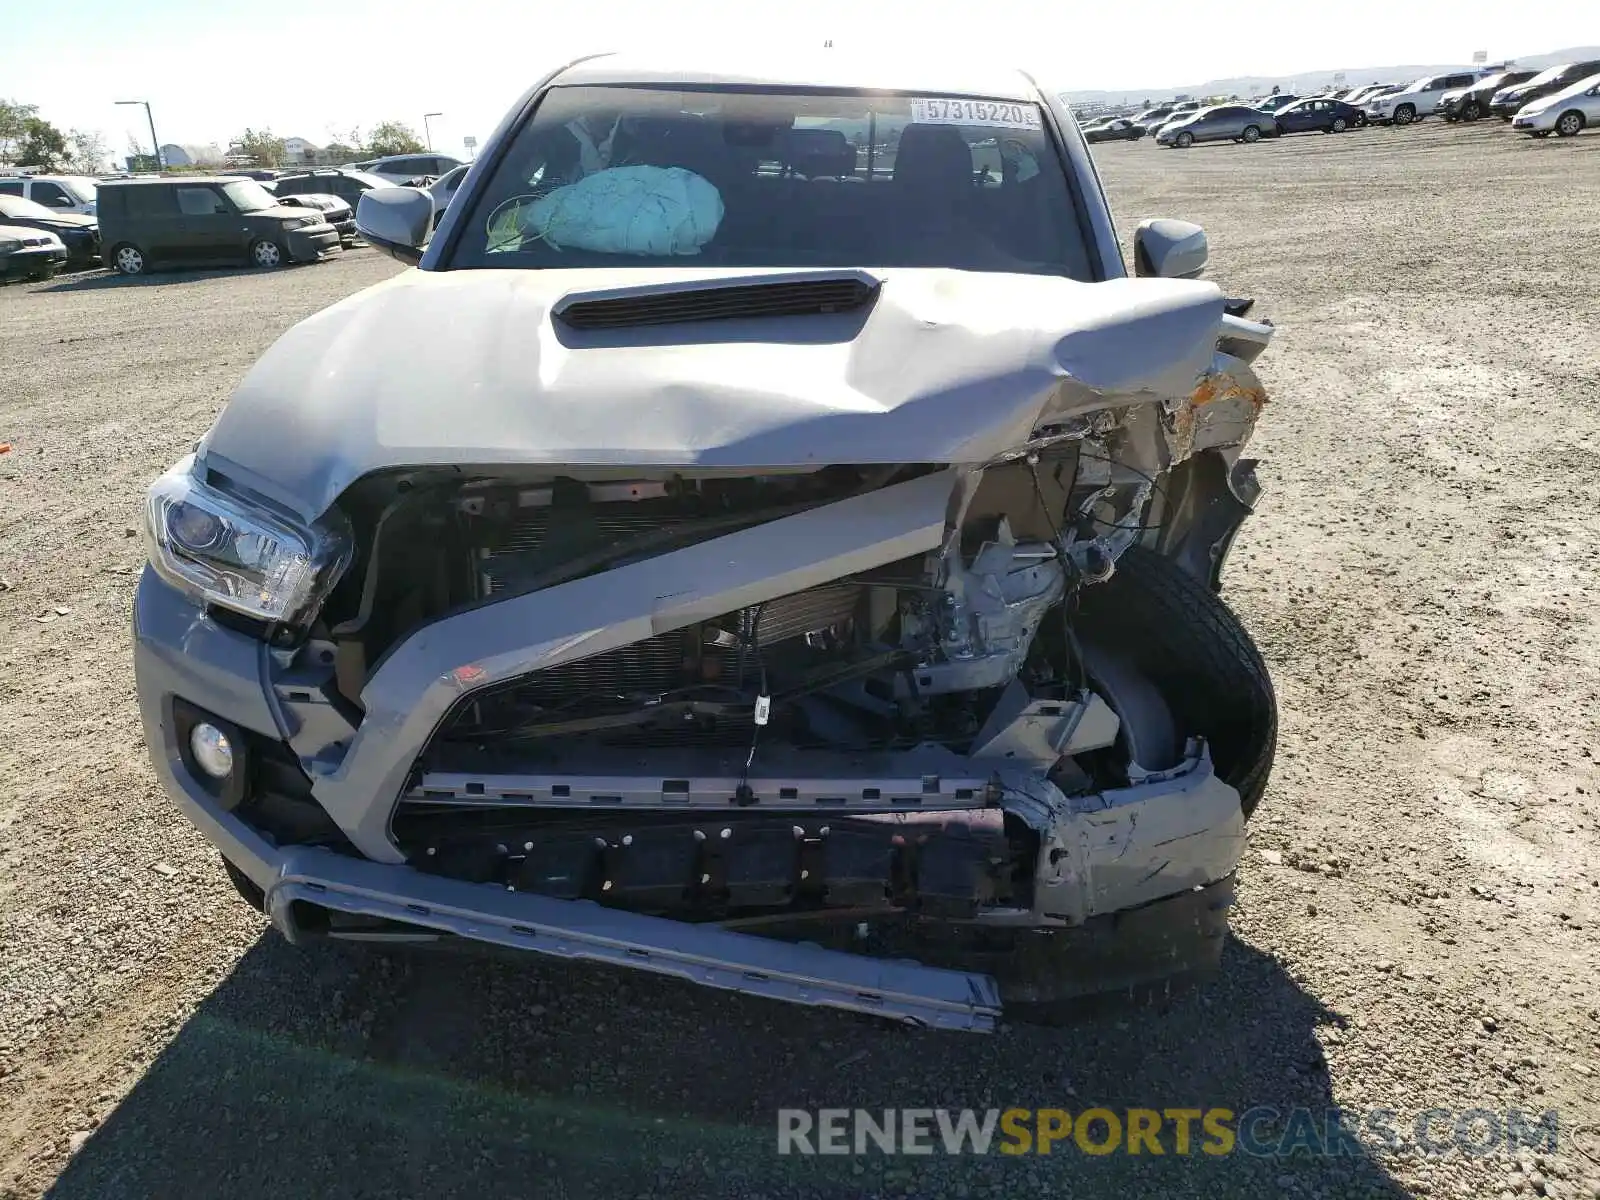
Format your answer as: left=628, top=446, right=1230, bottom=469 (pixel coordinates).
left=116, top=100, right=162, bottom=172
left=423, top=112, right=443, bottom=151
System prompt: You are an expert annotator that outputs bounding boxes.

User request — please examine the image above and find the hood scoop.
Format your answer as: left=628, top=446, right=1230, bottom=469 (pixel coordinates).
left=553, top=270, right=881, bottom=330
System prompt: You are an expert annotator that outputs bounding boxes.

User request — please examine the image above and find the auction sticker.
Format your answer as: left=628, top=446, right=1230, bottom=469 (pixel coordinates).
left=908, top=97, right=1043, bottom=129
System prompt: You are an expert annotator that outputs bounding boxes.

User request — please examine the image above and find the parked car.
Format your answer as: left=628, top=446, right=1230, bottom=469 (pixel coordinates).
left=1437, top=69, right=1536, bottom=121
left=272, top=168, right=391, bottom=215
left=425, top=164, right=472, bottom=228
left=98, top=177, right=340, bottom=275
left=1272, top=97, right=1366, bottom=134
left=0, top=195, right=100, bottom=265
left=0, top=174, right=100, bottom=216
left=260, top=185, right=356, bottom=244
left=134, top=54, right=1279, bottom=1031
left=225, top=168, right=282, bottom=182
left=1128, top=105, right=1177, bottom=133
left=1156, top=104, right=1280, bottom=146
left=1490, top=60, right=1600, bottom=120
left=1343, top=83, right=1397, bottom=108
left=1512, top=71, right=1600, bottom=137
left=0, top=224, right=67, bottom=281
left=1254, top=94, right=1300, bottom=114
left=1366, top=71, right=1484, bottom=125
left=1083, top=117, right=1147, bottom=142
left=353, top=154, right=465, bottom=185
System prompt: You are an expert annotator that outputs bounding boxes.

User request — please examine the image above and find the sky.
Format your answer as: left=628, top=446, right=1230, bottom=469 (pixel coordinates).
left=3, top=0, right=1594, bottom=166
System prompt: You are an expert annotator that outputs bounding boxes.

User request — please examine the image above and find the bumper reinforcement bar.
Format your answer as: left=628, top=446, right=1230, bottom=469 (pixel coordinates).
left=266, top=848, right=1003, bottom=1032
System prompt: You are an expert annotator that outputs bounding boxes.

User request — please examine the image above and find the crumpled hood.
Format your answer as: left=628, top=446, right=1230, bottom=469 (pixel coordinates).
left=200, top=266, right=1226, bottom=520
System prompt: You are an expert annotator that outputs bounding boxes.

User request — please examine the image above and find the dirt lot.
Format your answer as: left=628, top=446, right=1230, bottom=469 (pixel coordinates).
left=2, top=120, right=1598, bottom=1200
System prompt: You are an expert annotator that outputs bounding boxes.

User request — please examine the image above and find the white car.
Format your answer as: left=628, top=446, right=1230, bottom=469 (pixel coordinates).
left=1366, top=70, right=1484, bottom=126
left=1511, top=71, right=1600, bottom=137
left=0, top=174, right=99, bottom=216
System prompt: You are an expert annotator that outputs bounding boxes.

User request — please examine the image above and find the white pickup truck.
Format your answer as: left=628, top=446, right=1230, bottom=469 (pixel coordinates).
left=0, top=174, right=99, bottom=215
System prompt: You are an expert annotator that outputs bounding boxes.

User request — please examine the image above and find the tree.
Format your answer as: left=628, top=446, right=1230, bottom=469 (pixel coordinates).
left=235, top=127, right=286, bottom=167
left=322, top=141, right=359, bottom=163
left=365, top=121, right=424, bottom=156
left=63, top=129, right=109, bottom=174
left=17, top=116, right=67, bottom=169
left=1, top=99, right=40, bottom=163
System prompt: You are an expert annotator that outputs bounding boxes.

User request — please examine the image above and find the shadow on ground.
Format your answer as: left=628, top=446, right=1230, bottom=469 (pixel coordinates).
left=48, top=929, right=1410, bottom=1199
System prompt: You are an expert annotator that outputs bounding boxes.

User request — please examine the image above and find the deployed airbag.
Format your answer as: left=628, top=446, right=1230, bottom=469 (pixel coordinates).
left=525, top=166, right=724, bottom=256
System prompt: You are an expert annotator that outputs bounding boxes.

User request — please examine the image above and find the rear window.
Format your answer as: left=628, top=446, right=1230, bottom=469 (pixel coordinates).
left=447, top=85, right=1091, bottom=279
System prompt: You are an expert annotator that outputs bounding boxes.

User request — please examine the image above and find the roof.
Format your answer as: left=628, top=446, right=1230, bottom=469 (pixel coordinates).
left=553, top=51, right=1041, bottom=101
left=100, top=176, right=244, bottom=187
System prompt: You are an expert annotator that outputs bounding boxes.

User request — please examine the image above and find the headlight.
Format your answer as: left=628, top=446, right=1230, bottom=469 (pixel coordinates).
left=142, top=456, right=352, bottom=624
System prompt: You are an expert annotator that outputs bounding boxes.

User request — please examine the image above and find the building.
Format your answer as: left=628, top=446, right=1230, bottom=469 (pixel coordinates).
left=158, top=143, right=225, bottom=168
left=282, top=137, right=322, bottom=165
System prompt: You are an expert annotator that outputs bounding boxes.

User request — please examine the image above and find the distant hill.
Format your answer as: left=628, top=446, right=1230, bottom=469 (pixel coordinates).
left=1060, top=45, right=1600, bottom=106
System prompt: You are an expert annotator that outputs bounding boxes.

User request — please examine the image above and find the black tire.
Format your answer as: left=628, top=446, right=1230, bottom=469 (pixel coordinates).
left=1555, top=110, right=1585, bottom=137
left=250, top=238, right=286, bottom=269
left=1241, top=124, right=1261, bottom=143
left=27, top=264, right=58, bottom=282
left=1074, top=547, right=1277, bottom=818
left=222, top=856, right=266, bottom=911
left=1331, top=117, right=1348, bottom=132
left=1394, top=103, right=1416, bottom=125
left=111, top=243, right=147, bottom=275
left=1175, top=131, right=1194, bottom=148
left=1461, top=100, right=1483, bottom=121
left=1530, top=130, right=1550, bottom=139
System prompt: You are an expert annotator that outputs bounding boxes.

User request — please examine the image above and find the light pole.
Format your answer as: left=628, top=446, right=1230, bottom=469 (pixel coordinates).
left=423, top=112, right=443, bottom=151
left=116, top=100, right=162, bottom=172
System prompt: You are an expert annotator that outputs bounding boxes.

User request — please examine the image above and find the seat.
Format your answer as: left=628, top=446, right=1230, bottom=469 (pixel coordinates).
left=889, top=124, right=978, bottom=262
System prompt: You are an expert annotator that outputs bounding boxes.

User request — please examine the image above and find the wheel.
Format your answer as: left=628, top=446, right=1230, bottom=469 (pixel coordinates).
left=1074, top=546, right=1278, bottom=818
left=1461, top=100, right=1484, bottom=121
left=221, top=856, right=265, bottom=912
left=1393, top=103, right=1416, bottom=125
left=27, top=264, right=58, bottom=282
left=1555, top=110, right=1585, bottom=137
left=1331, top=117, right=1348, bottom=132
left=1241, top=124, right=1261, bottom=143
left=250, top=238, right=286, bottom=268
left=111, top=243, right=147, bottom=275
left=1175, top=131, right=1194, bottom=148
left=1355, top=112, right=1369, bottom=127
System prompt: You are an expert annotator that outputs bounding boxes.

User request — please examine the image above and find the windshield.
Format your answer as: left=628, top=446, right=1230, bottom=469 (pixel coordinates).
left=0, top=195, right=57, bottom=220
left=221, top=179, right=279, bottom=212
left=55, top=177, right=98, bottom=203
left=448, top=85, right=1092, bottom=279
left=1524, top=66, right=1566, bottom=87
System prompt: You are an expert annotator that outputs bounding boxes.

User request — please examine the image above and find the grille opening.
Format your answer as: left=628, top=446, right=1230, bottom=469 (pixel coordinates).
left=557, top=275, right=879, bottom=329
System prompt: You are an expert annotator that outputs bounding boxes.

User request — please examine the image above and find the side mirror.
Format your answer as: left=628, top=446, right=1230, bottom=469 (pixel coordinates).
left=1133, top=218, right=1209, bottom=279
left=355, top=186, right=433, bottom=265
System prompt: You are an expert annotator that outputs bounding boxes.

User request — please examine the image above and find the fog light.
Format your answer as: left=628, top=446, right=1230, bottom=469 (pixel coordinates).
left=189, top=722, right=235, bottom=779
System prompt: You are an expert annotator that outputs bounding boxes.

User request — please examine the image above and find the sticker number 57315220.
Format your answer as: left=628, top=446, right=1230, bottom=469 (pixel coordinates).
left=908, top=98, right=1044, bottom=129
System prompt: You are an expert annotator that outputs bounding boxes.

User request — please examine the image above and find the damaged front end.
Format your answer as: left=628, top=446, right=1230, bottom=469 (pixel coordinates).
left=135, top=269, right=1275, bottom=1031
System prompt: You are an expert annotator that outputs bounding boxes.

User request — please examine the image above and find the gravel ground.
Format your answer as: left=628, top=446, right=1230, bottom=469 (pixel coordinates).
left=2, top=120, right=1598, bottom=1200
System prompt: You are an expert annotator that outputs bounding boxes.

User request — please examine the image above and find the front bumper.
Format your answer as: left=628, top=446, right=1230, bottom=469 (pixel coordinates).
left=0, top=244, right=67, bottom=280
left=286, top=223, right=341, bottom=261
left=133, top=465, right=1248, bottom=1029
left=1512, top=111, right=1552, bottom=131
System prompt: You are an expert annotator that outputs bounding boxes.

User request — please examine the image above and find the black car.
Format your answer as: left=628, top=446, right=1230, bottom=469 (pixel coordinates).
left=1440, top=69, right=1535, bottom=121
left=271, top=168, right=390, bottom=213
left=260, top=183, right=357, bottom=244
left=1128, top=105, right=1176, bottom=133
left=0, top=225, right=67, bottom=281
left=97, top=177, right=341, bottom=275
left=0, top=195, right=100, bottom=265
left=1083, top=117, right=1148, bottom=143
left=1272, top=97, right=1367, bottom=135
left=1491, top=60, right=1600, bottom=119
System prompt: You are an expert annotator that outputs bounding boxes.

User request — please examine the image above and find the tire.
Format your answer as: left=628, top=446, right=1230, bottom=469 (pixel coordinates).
left=1175, top=131, right=1194, bottom=148
left=1331, top=117, right=1348, bottom=132
left=250, top=238, right=286, bottom=268
left=1074, top=546, right=1278, bottom=818
left=27, top=264, right=58, bottom=282
left=1355, top=112, right=1369, bottom=127
left=1241, top=124, right=1261, bottom=143
left=1394, top=103, right=1416, bottom=125
left=1530, top=130, right=1550, bottom=138
left=1461, top=101, right=1483, bottom=121
left=1555, top=110, right=1585, bottom=137
left=111, top=243, right=147, bottom=275
left=222, top=856, right=266, bottom=912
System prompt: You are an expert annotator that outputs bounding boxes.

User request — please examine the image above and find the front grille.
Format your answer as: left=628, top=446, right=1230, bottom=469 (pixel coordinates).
left=556, top=275, right=879, bottom=330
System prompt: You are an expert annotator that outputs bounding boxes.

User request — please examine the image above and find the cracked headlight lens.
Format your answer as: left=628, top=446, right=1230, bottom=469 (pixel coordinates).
left=142, top=455, right=352, bottom=624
